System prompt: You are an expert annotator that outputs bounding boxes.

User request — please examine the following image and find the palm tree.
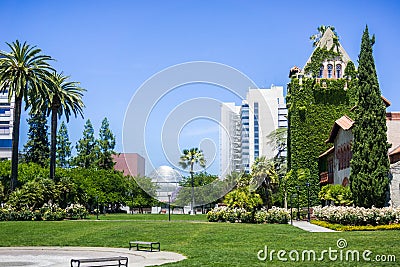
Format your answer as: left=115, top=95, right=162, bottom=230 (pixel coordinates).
left=33, top=72, right=85, bottom=181
left=251, top=156, right=278, bottom=209
left=178, top=148, right=206, bottom=215
left=309, top=25, right=338, bottom=48
left=0, top=40, right=53, bottom=191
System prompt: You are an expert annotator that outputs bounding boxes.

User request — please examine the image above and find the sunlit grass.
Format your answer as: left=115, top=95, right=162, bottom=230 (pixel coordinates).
left=0, top=216, right=399, bottom=266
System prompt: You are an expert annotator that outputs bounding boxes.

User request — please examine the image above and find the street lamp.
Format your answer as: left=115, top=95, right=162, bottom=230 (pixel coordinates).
left=290, top=193, right=297, bottom=225
left=296, top=186, right=300, bottom=220
left=95, top=196, right=99, bottom=220
left=306, top=182, right=311, bottom=222
left=168, top=194, right=171, bottom=222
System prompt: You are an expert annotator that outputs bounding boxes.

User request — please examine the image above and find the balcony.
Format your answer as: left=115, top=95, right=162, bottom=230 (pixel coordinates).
left=320, top=171, right=334, bottom=184
left=319, top=172, right=328, bottom=184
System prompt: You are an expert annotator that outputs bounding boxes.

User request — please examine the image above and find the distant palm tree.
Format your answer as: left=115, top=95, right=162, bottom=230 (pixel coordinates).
left=0, top=40, right=53, bottom=191
left=179, top=148, right=206, bottom=214
left=309, top=25, right=339, bottom=48
left=251, top=156, right=278, bottom=209
left=33, top=72, right=85, bottom=180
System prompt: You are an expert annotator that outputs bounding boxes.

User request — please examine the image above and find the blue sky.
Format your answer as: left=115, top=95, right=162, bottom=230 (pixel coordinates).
left=1, top=0, right=400, bottom=175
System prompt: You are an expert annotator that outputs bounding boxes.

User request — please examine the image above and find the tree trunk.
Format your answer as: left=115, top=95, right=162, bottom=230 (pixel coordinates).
left=190, top=163, right=195, bottom=215
left=10, top=96, right=22, bottom=191
left=50, top=105, right=58, bottom=181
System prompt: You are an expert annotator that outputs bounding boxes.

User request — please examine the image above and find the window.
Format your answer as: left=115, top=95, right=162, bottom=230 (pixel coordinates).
left=0, top=108, right=10, bottom=116
left=336, top=64, right=342, bottom=78
left=318, top=65, right=324, bottom=78
left=0, top=126, right=9, bottom=135
left=327, top=64, right=333, bottom=78
left=0, top=139, right=11, bottom=148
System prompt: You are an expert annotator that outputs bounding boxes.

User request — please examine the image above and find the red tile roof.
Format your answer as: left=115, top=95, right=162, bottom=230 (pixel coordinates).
left=326, top=115, right=354, bottom=143
left=389, top=145, right=400, bottom=156
left=386, top=112, right=400, bottom=121
left=319, top=146, right=334, bottom=158
left=381, top=95, right=391, bottom=107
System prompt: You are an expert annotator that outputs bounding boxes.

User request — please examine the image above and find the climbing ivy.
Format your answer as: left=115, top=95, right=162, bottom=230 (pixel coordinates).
left=304, top=47, right=341, bottom=78
left=286, top=77, right=356, bottom=204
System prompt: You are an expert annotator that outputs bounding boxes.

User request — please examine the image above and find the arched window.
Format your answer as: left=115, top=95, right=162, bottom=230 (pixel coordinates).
left=342, top=177, right=349, bottom=187
left=318, top=66, right=324, bottom=78
left=327, top=64, right=333, bottom=78
left=336, top=64, right=342, bottom=78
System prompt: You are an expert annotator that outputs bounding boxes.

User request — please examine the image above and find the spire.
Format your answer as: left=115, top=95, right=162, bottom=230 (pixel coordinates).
left=304, top=27, right=351, bottom=68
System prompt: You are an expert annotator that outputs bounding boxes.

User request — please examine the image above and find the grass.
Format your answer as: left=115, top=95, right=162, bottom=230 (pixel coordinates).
left=0, top=215, right=399, bottom=266
left=86, top=213, right=208, bottom=221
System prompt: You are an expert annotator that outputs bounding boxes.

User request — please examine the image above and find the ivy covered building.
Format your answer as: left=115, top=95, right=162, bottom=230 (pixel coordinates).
left=288, top=26, right=400, bottom=207
left=286, top=27, right=356, bottom=190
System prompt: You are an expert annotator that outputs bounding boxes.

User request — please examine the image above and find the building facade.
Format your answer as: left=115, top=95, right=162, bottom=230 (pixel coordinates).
left=0, top=89, right=13, bottom=160
left=220, top=85, right=287, bottom=177
left=112, top=153, right=145, bottom=177
left=319, top=112, right=400, bottom=207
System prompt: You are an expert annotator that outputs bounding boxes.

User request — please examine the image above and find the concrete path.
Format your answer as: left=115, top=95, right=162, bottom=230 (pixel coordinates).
left=291, top=220, right=337, bottom=232
left=0, top=246, right=186, bottom=267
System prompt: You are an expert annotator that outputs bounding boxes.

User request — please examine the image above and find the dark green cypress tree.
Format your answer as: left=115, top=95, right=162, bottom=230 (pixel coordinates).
left=23, top=111, right=50, bottom=167
left=72, top=119, right=98, bottom=168
left=350, top=26, right=390, bottom=208
left=56, top=121, right=72, bottom=168
left=97, top=117, right=116, bottom=169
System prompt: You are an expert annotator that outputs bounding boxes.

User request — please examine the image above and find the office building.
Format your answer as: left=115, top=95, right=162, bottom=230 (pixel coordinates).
left=220, top=85, right=287, bottom=177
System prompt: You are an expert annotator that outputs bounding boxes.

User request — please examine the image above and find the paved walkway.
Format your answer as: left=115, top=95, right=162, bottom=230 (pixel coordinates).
left=0, top=246, right=186, bottom=267
left=291, top=220, right=337, bottom=232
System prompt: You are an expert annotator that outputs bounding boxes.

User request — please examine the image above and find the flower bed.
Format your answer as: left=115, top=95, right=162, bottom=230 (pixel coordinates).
left=313, top=205, right=400, bottom=226
left=311, top=220, right=400, bottom=231
left=207, top=206, right=290, bottom=224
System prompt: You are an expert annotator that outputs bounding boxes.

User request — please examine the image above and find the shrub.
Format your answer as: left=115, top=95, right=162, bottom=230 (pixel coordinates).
left=65, top=204, right=88, bottom=219
left=40, top=204, right=66, bottom=221
left=207, top=206, right=289, bottom=224
left=313, top=205, right=400, bottom=226
left=0, top=203, right=88, bottom=221
left=318, top=184, right=353, bottom=206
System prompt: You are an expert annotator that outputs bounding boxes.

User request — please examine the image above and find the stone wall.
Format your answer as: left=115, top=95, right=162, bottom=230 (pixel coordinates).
left=389, top=161, right=400, bottom=207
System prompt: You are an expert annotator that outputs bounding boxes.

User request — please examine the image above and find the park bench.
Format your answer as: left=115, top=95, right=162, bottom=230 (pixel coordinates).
left=70, top=256, right=128, bottom=267
left=129, top=241, right=160, bottom=252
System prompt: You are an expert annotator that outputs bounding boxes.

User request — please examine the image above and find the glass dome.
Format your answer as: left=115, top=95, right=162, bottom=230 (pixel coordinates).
left=149, top=166, right=183, bottom=202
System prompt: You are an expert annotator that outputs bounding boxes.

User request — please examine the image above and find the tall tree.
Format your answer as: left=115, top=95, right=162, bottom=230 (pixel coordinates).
left=97, top=117, right=116, bottom=169
left=56, top=121, right=72, bottom=168
left=23, top=111, right=50, bottom=166
left=350, top=26, right=390, bottom=208
left=34, top=72, right=85, bottom=180
left=178, top=148, right=206, bottom=214
left=73, top=119, right=98, bottom=168
left=0, top=40, right=53, bottom=191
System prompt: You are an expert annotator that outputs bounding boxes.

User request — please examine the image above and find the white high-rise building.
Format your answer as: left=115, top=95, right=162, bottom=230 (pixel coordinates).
left=0, top=89, right=13, bottom=160
left=220, top=85, right=287, bottom=178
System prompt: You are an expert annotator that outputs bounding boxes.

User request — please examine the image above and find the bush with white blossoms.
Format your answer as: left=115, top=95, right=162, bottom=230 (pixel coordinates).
left=313, top=205, right=400, bottom=226
left=207, top=206, right=290, bottom=224
left=0, top=203, right=89, bottom=221
left=65, top=204, right=89, bottom=219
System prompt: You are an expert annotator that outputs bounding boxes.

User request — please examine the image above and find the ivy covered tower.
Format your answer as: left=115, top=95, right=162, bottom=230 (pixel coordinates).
left=286, top=26, right=356, bottom=204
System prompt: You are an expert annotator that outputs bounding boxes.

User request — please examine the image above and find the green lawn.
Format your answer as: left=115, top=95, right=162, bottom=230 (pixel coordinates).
left=86, top=213, right=208, bottom=221
left=0, top=215, right=399, bottom=266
